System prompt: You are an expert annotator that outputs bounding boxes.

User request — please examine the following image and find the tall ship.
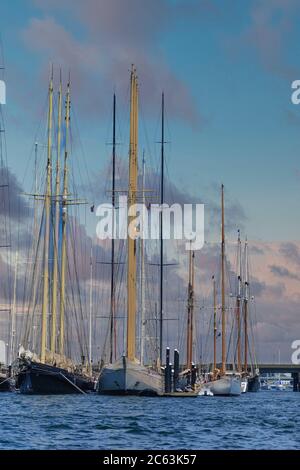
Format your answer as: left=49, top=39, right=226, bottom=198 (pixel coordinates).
left=13, top=70, right=95, bottom=394
left=206, top=185, right=241, bottom=396
left=97, top=67, right=164, bottom=395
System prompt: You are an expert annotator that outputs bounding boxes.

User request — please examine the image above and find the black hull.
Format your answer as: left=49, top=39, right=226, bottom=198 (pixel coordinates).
left=0, top=376, right=11, bottom=392
left=248, top=375, right=260, bottom=392
left=17, top=361, right=95, bottom=395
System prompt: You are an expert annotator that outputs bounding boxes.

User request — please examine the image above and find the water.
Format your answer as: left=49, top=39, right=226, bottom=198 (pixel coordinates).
left=0, top=391, right=299, bottom=449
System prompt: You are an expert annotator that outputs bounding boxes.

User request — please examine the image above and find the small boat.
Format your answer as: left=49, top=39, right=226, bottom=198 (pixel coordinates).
left=198, top=386, right=214, bottom=396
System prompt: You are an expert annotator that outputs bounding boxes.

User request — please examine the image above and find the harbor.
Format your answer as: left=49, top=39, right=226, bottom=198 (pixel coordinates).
left=0, top=0, right=300, bottom=454
left=0, top=68, right=265, bottom=398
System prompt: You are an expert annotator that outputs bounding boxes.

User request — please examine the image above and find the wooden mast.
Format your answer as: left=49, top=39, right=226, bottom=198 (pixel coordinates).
left=88, top=243, right=93, bottom=371
left=213, top=275, right=217, bottom=374
left=140, top=152, right=146, bottom=365
left=41, top=68, right=53, bottom=363
left=59, top=78, right=71, bottom=356
left=51, top=71, right=62, bottom=353
left=221, top=184, right=226, bottom=375
left=127, top=66, right=138, bottom=362
left=244, top=238, right=249, bottom=373
left=236, top=229, right=242, bottom=372
left=109, top=93, right=116, bottom=363
left=10, top=252, right=18, bottom=364
left=159, top=92, right=165, bottom=365
left=186, top=247, right=195, bottom=369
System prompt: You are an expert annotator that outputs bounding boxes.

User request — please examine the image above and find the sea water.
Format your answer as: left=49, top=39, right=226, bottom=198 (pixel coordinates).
left=0, top=391, right=299, bottom=449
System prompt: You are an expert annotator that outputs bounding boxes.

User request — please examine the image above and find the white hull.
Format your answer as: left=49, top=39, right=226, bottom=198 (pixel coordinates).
left=241, top=379, right=248, bottom=393
left=97, top=356, right=163, bottom=395
left=207, top=375, right=241, bottom=396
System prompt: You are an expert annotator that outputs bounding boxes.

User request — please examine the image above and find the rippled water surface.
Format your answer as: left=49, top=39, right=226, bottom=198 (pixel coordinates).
left=0, top=391, right=299, bottom=449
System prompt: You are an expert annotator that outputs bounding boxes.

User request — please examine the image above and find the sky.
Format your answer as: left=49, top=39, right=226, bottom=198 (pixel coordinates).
left=0, top=0, right=300, bottom=362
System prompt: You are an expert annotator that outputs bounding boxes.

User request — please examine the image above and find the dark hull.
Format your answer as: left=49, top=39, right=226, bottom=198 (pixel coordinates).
left=248, top=374, right=260, bottom=392
left=17, top=361, right=95, bottom=395
left=0, top=376, right=11, bottom=392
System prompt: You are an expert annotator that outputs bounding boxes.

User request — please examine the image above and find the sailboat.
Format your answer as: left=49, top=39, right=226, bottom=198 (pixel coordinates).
left=206, top=185, right=241, bottom=396
left=97, top=67, right=163, bottom=395
left=235, top=230, right=247, bottom=393
left=14, top=71, right=95, bottom=394
left=242, top=239, right=260, bottom=392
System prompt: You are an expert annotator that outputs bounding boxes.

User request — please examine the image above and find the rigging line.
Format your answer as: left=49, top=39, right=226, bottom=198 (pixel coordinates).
left=0, top=107, right=12, bottom=299
left=21, top=199, right=45, bottom=349
left=66, top=149, right=91, bottom=359
left=65, top=251, right=85, bottom=360
left=18, top=178, right=44, bottom=347
left=20, top=96, right=49, bottom=189
left=68, top=215, right=89, bottom=358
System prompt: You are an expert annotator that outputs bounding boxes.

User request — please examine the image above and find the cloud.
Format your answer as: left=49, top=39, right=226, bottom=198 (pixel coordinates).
left=280, top=241, right=300, bottom=266
left=243, top=0, right=300, bottom=79
left=21, top=0, right=214, bottom=125
left=224, top=0, right=300, bottom=80
left=0, top=166, right=31, bottom=221
left=250, top=245, right=265, bottom=256
left=269, top=264, right=300, bottom=281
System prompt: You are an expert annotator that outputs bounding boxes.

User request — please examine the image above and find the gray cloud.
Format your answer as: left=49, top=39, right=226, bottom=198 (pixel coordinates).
left=0, top=167, right=31, bottom=221
left=21, top=0, right=220, bottom=125
left=280, top=242, right=300, bottom=266
left=250, top=245, right=265, bottom=256
left=224, top=0, right=300, bottom=80
left=269, top=264, right=300, bottom=281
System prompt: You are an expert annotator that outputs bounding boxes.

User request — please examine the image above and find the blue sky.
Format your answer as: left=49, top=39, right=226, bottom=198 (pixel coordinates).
left=1, top=0, right=300, bottom=243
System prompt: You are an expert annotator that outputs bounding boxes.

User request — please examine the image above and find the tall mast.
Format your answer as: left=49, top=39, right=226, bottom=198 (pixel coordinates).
left=127, top=66, right=138, bottom=361
left=31, top=142, right=39, bottom=330
left=236, top=229, right=242, bottom=372
left=109, top=93, right=116, bottom=363
left=221, top=184, right=226, bottom=374
left=51, top=71, right=62, bottom=353
left=186, top=248, right=195, bottom=369
left=59, top=78, right=71, bottom=356
left=213, top=275, right=217, bottom=374
left=159, top=92, right=165, bottom=365
left=89, top=243, right=93, bottom=370
left=140, top=152, right=146, bottom=365
left=244, top=238, right=249, bottom=373
left=10, top=251, right=18, bottom=364
left=41, top=68, right=53, bottom=363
